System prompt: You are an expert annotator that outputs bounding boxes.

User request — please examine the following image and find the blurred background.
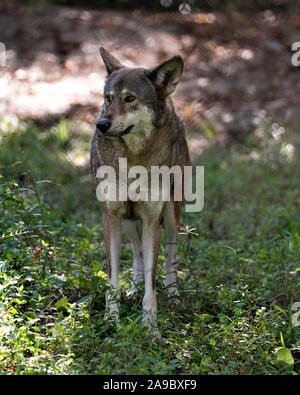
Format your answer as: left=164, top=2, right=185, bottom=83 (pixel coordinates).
left=1, top=0, right=300, bottom=220
left=0, top=0, right=300, bottom=375
left=1, top=0, right=300, bottom=230
left=1, top=0, right=300, bottom=150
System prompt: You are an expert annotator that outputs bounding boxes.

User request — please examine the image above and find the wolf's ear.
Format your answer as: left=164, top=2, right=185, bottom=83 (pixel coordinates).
left=99, top=47, right=124, bottom=75
left=147, top=56, right=184, bottom=97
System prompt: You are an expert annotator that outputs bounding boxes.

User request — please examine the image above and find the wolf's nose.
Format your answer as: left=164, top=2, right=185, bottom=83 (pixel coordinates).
left=96, top=119, right=111, bottom=133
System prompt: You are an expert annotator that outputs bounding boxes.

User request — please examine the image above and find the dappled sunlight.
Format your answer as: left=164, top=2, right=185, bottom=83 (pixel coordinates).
left=280, top=143, right=295, bottom=161
left=192, top=12, right=216, bottom=24
left=0, top=3, right=299, bottom=156
left=3, top=72, right=103, bottom=119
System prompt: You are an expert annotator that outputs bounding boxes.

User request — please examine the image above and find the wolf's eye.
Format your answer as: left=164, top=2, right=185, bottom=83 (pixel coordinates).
left=125, top=95, right=136, bottom=103
left=105, top=95, right=112, bottom=104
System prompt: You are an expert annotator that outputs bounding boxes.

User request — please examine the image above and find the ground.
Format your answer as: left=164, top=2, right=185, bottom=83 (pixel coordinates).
left=0, top=3, right=299, bottom=374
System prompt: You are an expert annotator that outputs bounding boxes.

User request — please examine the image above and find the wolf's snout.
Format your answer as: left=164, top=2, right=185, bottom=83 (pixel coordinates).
left=96, top=119, right=111, bottom=134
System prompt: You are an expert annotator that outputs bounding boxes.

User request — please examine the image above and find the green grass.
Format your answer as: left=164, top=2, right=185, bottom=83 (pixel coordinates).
left=0, top=116, right=299, bottom=374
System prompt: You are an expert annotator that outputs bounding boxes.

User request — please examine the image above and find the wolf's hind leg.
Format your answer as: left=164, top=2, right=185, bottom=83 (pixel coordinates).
left=123, top=219, right=144, bottom=296
left=163, top=201, right=180, bottom=297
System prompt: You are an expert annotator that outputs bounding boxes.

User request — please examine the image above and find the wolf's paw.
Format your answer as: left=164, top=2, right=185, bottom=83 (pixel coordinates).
left=169, top=295, right=185, bottom=311
left=150, top=327, right=162, bottom=339
left=142, top=312, right=161, bottom=338
left=143, top=321, right=161, bottom=339
left=104, top=308, right=120, bottom=324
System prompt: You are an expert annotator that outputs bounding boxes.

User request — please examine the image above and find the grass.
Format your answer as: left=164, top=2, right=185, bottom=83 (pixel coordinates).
left=0, top=115, right=299, bottom=374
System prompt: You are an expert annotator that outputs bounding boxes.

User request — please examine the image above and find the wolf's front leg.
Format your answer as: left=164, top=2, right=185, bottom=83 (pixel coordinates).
left=163, top=201, right=180, bottom=297
left=103, top=212, right=121, bottom=322
left=141, top=216, right=162, bottom=336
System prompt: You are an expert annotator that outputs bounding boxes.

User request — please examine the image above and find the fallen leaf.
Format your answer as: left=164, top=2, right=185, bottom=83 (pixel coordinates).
left=33, top=249, right=42, bottom=262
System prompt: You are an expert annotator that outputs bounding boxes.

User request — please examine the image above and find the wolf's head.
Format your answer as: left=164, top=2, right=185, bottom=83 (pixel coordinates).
left=96, top=47, right=183, bottom=139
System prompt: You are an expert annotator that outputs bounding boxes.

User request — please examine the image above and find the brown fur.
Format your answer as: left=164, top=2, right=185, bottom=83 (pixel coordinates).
left=90, top=48, right=191, bottom=334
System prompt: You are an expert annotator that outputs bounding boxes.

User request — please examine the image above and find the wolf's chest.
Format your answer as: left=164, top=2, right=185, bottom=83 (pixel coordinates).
left=121, top=128, right=152, bottom=155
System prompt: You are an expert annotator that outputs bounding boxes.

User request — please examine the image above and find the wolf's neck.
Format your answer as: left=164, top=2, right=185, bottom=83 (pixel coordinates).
left=121, top=125, right=153, bottom=155
left=121, top=101, right=174, bottom=156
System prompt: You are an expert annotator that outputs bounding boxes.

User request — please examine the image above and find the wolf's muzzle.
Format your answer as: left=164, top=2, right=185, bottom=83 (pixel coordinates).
left=96, top=119, right=111, bottom=134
